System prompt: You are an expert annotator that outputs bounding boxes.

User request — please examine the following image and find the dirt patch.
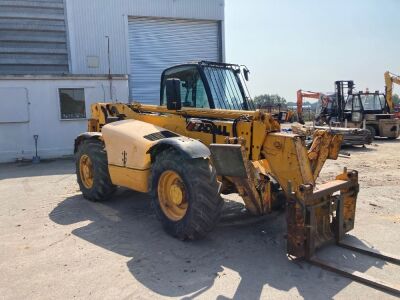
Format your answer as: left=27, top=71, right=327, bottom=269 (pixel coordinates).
left=0, top=139, right=399, bottom=299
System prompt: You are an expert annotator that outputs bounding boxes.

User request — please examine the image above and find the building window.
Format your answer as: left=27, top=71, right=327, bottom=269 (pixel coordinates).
left=59, top=88, right=86, bottom=120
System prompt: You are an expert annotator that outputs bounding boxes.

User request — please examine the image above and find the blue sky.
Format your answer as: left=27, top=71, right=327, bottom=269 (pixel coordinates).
left=225, top=0, right=400, bottom=102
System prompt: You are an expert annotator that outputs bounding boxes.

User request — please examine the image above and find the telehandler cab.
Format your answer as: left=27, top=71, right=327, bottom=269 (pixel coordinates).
left=75, top=61, right=399, bottom=295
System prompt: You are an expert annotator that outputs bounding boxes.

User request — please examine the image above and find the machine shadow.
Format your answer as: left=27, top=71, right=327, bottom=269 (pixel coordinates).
left=49, top=190, right=387, bottom=299
left=342, top=145, right=376, bottom=153
left=373, top=137, right=400, bottom=144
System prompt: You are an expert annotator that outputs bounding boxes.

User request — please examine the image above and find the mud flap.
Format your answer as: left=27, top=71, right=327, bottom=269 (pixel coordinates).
left=209, top=144, right=265, bottom=215
left=209, top=144, right=247, bottom=178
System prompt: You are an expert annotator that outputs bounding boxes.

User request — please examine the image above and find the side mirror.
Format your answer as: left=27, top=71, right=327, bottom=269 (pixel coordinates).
left=166, top=78, right=182, bottom=110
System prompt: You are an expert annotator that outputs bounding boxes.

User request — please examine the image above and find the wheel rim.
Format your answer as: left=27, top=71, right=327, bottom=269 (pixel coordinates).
left=79, top=154, right=94, bottom=189
left=157, top=170, right=188, bottom=221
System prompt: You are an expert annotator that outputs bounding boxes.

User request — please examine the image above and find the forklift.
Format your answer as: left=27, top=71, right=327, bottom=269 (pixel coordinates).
left=319, top=81, right=400, bottom=139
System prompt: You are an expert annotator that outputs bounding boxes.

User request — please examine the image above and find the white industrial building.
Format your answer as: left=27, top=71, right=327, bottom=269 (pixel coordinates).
left=0, top=0, right=225, bottom=163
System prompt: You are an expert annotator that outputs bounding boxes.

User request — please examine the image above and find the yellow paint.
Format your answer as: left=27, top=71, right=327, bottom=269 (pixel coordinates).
left=79, top=154, right=94, bottom=189
left=101, top=119, right=159, bottom=170
left=108, top=165, right=150, bottom=193
left=384, top=71, right=400, bottom=112
left=262, top=132, right=314, bottom=196
left=157, top=170, right=188, bottom=221
left=87, top=102, right=348, bottom=215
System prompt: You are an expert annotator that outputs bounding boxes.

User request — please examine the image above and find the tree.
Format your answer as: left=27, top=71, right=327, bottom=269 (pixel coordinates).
left=253, top=94, right=287, bottom=109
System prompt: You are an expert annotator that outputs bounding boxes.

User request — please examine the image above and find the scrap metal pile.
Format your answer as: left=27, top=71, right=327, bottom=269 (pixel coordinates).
left=291, top=124, right=373, bottom=146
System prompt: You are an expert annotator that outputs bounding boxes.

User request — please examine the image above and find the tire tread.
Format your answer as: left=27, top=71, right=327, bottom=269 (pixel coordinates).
left=151, top=148, right=223, bottom=240
left=75, top=139, right=116, bottom=202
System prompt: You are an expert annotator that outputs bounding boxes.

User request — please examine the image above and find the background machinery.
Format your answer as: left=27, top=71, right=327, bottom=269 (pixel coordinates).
left=296, top=90, right=321, bottom=124
left=296, top=90, right=336, bottom=125
left=297, top=80, right=400, bottom=140
left=258, top=103, right=295, bottom=124
left=295, top=88, right=372, bottom=146
left=74, top=61, right=399, bottom=294
left=384, top=71, right=400, bottom=119
left=336, top=80, right=400, bottom=139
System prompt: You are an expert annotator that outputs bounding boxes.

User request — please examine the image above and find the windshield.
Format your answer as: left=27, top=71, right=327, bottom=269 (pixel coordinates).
left=345, top=95, right=362, bottom=111
left=202, top=66, right=254, bottom=110
left=360, top=94, right=384, bottom=111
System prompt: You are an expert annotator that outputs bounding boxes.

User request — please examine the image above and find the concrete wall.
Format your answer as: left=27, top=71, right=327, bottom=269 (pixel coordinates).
left=0, top=76, right=128, bottom=163
left=65, top=0, right=225, bottom=75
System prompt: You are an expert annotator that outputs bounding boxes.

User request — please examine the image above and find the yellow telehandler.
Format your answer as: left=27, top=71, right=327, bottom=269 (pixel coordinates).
left=74, top=61, right=399, bottom=294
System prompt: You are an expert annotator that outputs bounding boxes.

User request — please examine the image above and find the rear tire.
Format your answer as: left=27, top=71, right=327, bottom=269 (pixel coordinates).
left=151, top=148, right=223, bottom=240
left=75, top=139, right=116, bottom=201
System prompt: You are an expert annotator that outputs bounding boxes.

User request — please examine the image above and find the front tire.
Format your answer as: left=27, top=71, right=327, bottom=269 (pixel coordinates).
left=151, top=148, right=223, bottom=240
left=75, top=139, right=116, bottom=201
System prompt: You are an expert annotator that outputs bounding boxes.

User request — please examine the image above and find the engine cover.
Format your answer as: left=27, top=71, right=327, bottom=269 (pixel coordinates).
left=102, top=119, right=177, bottom=170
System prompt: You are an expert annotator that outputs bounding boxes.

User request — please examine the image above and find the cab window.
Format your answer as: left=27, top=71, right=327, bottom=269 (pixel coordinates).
left=345, top=95, right=362, bottom=111
left=353, top=96, right=362, bottom=111
left=361, top=94, right=384, bottom=111
left=345, top=96, right=353, bottom=111
left=161, top=66, right=210, bottom=108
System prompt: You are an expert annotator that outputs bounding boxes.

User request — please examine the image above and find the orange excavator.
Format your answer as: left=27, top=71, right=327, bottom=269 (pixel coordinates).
left=296, top=90, right=322, bottom=124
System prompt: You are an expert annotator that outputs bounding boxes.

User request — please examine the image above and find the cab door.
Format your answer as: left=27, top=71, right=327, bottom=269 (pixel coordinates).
left=345, top=94, right=364, bottom=124
left=160, top=65, right=211, bottom=109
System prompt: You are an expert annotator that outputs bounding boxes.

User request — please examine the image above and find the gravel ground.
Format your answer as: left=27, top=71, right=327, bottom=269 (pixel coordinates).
left=0, top=138, right=399, bottom=299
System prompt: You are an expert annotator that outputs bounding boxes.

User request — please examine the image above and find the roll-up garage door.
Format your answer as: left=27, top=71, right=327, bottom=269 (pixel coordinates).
left=128, top=17, right=221, bottom=104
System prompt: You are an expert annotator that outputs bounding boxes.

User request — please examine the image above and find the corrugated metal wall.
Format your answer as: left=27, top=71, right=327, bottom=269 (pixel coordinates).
left=0, top=0, right=224, bottom=76
left=128, top=18, right=220, bottom=104
left=0, top=0, right=69, bottom=74
left=66, top=0, right=225, bottom=75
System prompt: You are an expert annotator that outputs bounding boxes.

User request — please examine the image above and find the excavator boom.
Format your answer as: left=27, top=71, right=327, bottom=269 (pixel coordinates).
left=296, top=90, right=321, bottom=124
left=385, top=71, right=400, bottom=113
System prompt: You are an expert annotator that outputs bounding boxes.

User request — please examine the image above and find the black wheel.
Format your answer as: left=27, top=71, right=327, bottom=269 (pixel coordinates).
left=151, top=148, right=223, bottom=240
left=75, top=139, right=116, bottom=201
left=366, top=125, right=377, bottom=139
